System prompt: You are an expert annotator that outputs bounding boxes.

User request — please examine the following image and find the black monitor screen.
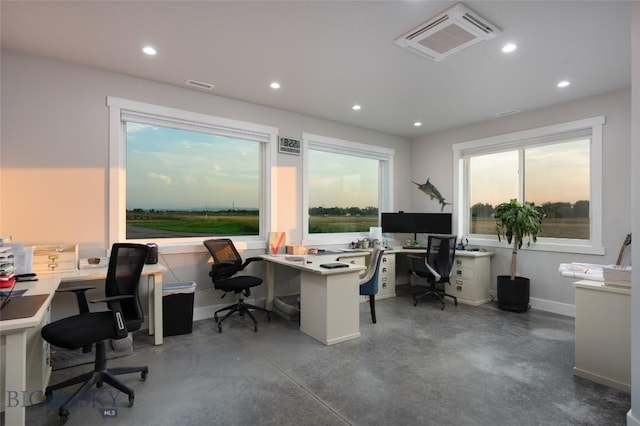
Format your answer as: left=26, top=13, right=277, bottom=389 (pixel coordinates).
left=381, top=212, right=452, bottom=235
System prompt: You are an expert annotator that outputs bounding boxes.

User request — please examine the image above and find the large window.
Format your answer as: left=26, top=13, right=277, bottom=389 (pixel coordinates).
left=302, top=133, right=394, bottom=244
left=453, top=116, right=604, bottom=254
left=108, top=97, right=277, bottom=247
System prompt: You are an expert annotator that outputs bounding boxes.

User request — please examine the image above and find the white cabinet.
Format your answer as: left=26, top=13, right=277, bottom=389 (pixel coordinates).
left=448, top=251, right=492, bottom=305
left=574, top=280, right=630, bottom=392
left=377, top=253, right=396, bottom=299
left=26, top=303, right=51, bottom=404
left=0, top=303, right=51, bottom=411
left=338, top=252, right=396, bottom=300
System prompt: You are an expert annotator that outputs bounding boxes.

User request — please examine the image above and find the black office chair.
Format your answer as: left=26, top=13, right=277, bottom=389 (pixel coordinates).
left=411, top=234, right=458, bottom=310
left=41, top=243, right=150, bottom=424
left=359, top=247, right=384, bottom=323
left=203, top=239, right=270, bottom=333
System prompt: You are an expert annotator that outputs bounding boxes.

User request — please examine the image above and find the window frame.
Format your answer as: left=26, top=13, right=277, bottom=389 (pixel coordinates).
left=107, top=97, right=278, bottom=251
left=301, top=132, right=394, bottom=246
left=452, top=116, right=605, bottom=255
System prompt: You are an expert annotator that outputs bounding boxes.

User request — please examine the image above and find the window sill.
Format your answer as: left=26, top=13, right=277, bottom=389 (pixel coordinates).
left=467, top=236, right=605, bottom=256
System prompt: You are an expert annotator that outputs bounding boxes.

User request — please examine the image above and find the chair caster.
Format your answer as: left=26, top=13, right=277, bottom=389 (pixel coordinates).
left=59, top=407, right=70, bottom=425
left=217, top=323, right=223, bottom=333
left=253, top=323, right=258, bottom=332
left=128, top=394, right=135, bottom=407
left=141, top=367, right=148, bottom=381
left=45, top=389, right=53, bottom=402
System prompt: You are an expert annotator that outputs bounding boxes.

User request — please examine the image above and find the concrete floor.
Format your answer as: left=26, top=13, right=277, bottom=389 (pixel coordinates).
left=20, top=285, right=631, bottom=426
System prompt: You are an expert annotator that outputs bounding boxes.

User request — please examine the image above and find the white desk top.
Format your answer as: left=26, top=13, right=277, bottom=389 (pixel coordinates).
left=40, top=263, right=167, bottom=282
left=1, top=264, right=167, bottom=333
left=0, top=278, right=60, bottom=332
left=574, top=279, right=631, bottom=295
left=262, top=254, right=366, bottom=275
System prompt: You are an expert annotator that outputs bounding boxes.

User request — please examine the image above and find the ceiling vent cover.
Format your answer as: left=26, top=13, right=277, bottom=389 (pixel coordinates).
left=185, top=79, right=215, bottom=90
left=394, top=3, right=501, bottom=62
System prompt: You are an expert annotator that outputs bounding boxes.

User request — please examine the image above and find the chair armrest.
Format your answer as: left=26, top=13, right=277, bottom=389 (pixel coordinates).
left=90, top=295, right=134, bottom=339
left=89, top=295, right=134, bottom=304
left=241, top=256, right=264, bottom=269
left=56, top=286, right=97, bottom=314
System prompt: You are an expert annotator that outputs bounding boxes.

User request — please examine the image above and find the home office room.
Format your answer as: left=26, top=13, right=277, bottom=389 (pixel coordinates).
left=1, top=1, right=639, bottom=425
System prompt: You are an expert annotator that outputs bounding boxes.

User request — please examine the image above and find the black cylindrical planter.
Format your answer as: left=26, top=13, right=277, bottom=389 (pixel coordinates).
left=497, top=275, right=530, bottom=312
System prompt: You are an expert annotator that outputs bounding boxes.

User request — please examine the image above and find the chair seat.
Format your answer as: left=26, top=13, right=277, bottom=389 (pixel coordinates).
left=412, top=266, right=431, bottom=278
left=214, top=276, right=262, bottom=293
left=42, top=312, right=141, bottom=350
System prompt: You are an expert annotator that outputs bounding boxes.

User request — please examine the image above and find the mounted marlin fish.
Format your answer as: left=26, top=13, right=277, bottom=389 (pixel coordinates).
left=412, top=179, right=451, bottom=211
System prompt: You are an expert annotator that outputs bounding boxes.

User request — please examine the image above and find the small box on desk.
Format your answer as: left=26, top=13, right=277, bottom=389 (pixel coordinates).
left=286, top=245, right=307, bottom=255
left=32, top=244, right=78, bottom=274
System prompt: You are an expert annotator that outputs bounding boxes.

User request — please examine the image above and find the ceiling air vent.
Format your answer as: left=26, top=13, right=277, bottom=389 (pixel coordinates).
left=394, top=3, right=501, bottom=62
left=185, top=79, right=215, bottom=90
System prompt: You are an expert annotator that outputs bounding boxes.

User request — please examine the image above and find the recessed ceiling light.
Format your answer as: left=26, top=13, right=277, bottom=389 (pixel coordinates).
left=557, top=80, right=571, bottom=88
left=142, top=46, right=157, bottom=56
left=270, top=82, right=281, bottom=89
left=414, top=122, right=422, bottom=127
left=501, top=43, right=517, bottom=53
left=352, top=104, right=361, bottom=111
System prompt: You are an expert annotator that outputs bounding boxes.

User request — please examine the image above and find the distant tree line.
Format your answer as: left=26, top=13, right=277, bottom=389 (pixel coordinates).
left=471, top=200, right=590, bottom=218
left=308, top=206, right=379, bottom=216
left=127, top=208, right=259, bottom=220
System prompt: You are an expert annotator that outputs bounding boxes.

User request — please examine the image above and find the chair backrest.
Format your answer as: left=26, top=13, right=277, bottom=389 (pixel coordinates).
left=360, top=248, right=385, bottom=295
left=105, top=243, right=149, bottom=321
left=203, top=239, right=243, bottom=280
left=425, top=235, right=457, bottom=282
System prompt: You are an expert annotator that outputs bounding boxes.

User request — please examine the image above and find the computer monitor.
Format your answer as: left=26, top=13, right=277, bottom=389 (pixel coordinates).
left=381, top=212, right=452, bottom=235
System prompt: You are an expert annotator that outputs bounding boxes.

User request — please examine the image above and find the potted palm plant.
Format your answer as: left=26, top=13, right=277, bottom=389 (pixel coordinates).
left=494, top=198, right=546, bottom=312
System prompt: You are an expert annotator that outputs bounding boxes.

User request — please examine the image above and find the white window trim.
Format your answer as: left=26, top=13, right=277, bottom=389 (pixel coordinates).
left=452, top=116, right=605, bottom=255
left=301, top=132, right=394, bottom=246
left=107, top=96, right=278, bottom=251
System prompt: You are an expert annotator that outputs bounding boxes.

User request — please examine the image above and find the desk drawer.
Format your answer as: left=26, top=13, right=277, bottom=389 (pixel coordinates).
left=33, top=244, right=78, bottom=274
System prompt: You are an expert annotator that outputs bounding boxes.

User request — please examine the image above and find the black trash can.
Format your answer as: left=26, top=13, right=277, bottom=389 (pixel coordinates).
left=162, top=282, right=196, bottom=336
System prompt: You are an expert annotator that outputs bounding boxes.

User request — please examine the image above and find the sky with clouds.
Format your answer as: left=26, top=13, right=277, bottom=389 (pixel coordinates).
left=126, top=123, right=259, bottom=210
left=469, top=139, right=590, bottom=207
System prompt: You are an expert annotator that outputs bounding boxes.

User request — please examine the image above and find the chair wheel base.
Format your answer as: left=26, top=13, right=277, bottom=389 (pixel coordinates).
left=59, top=408, right=70, bottom=425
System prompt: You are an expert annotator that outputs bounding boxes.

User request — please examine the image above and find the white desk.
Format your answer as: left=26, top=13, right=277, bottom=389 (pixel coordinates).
left=262, top=254, right=366, bottom=345
left=0, top=264, right=166, bottom=425
left=574, top=279, right=630, bottom=392
left=1, top=279, right=59, bottom=425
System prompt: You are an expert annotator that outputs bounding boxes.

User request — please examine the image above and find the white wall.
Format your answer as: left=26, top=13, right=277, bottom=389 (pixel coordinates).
left=411, top=89, right=631, bottom=315
left=628, top=3, right=639, bottom=425
left=0, top=49, right=411, bottom=319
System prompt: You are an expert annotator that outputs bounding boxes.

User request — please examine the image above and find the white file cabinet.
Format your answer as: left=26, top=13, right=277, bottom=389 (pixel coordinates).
left=377, top=253, right=396, bottom=299
left=338, top=252, right=396, bottom=300
left=449, top=251, right=492, bottom=305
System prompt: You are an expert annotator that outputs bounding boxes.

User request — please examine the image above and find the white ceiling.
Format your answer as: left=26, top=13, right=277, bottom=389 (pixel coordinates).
left=0, top=1, right=632, bottom=138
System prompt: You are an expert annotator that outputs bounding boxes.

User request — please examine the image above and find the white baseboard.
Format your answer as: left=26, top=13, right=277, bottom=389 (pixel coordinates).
left=489, top=291, right=575, bottom=317
left=529, top=297, right=575, bottom=317
left=627, top=409, right=640, bottom=426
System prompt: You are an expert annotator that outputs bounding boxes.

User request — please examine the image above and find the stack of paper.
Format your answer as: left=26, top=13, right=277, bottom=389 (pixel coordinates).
left=0, top=239, right=15, bottom=288
left=603, top=265, right=632, bottom=288
left=558, top=263, right=604, bottom=281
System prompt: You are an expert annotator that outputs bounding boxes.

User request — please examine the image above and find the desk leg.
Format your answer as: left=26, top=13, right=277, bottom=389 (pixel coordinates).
left=4, top=331, right=27, bottom=425
left=148, top=273, right=163, bottom=345
left=265, top=262, right=275, bottom=311
left=299, top=270, right=361, bottom=345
